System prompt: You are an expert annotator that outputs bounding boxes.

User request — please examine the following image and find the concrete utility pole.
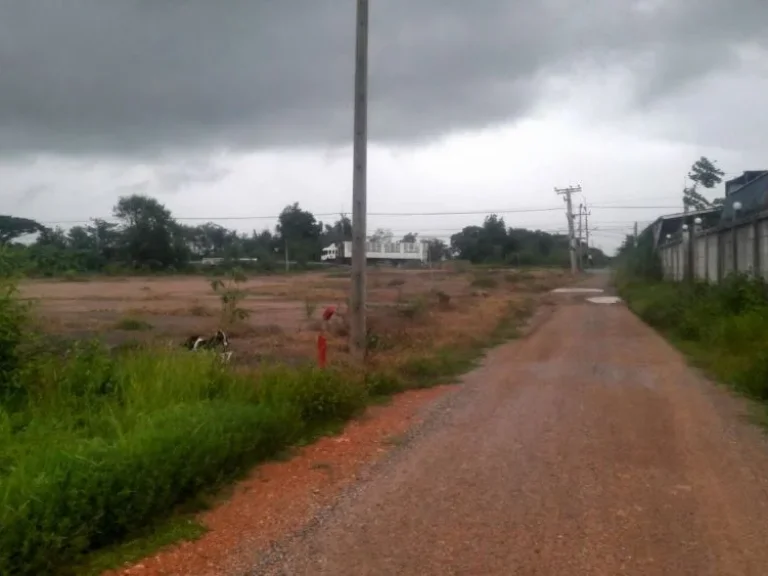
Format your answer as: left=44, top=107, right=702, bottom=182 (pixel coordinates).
left=634, top=221, right=638, bottom=248
left=582, top=203, right=591, bottom=269
left=555, top=185, right=581, bottom=274
left=350, top=0, right=369, bottom=361
left=577, top=203, right=583, bottom=270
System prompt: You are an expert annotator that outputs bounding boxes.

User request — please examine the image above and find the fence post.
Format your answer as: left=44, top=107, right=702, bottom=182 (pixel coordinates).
left=717, top=231, right=724, bottom=283
left=686, top=225, right=694, bottom=283
left=704, top=231, right=709, bottom=282
left=753, top=219, right=760, bottom=277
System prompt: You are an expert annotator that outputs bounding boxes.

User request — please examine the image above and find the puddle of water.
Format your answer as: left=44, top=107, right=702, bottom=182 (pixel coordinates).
left=587, top=296, right=622, bottom=304
left=551, top=288, right=604, bottom=294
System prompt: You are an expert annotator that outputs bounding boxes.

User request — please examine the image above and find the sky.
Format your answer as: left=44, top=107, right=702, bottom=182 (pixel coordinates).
left=1, top=0, right=767, bottom=254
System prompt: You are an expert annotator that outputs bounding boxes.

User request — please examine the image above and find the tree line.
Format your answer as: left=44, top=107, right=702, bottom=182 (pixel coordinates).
left=0, top=194, right=608, bottom=276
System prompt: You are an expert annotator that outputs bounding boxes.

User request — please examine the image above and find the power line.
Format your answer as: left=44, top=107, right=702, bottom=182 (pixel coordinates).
left=35, top=206, right=565, bottom=226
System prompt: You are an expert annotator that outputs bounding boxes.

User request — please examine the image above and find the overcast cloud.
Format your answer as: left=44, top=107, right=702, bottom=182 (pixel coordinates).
left=1, top=0, right=767, bottom=252
left=1, top=0, right=765, bottom=155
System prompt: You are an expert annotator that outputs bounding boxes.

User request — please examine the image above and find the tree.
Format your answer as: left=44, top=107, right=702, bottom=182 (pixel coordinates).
left=0, top=216, right=45, bottom=244
left=683, top=156, right=726, bottom=210
left=113, top=195, right=188, bottom=269
left=682, top=185, right=711, bottom=211
left=35, top=226, right=68, bottom=249
left=688, top=156, right=725, bottom=189
left=401, top=232, right=418, bottom=243
left=369, top=228, right=393, bottom=243
left=276, top=203, right=322, bottom=264
left=323, top=215, right=352, bottom=246
left=423, top=238, right=449, bottom=262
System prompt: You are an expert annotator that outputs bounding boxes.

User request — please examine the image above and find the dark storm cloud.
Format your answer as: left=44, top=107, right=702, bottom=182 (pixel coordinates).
left=0, top=0, right=765, bottom=157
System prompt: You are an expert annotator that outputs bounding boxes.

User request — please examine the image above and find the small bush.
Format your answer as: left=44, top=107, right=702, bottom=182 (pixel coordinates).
left=304, top=298, right=318, bottom=320
left=387, top=278, right=406, bottom=287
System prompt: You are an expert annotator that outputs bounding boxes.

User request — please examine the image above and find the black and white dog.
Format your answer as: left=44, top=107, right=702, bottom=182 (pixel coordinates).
left=183, top=330, right=232, bottom=363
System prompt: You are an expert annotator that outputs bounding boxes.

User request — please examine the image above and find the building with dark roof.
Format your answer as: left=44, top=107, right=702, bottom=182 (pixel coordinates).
left=720, top=170, right=768, bottom=222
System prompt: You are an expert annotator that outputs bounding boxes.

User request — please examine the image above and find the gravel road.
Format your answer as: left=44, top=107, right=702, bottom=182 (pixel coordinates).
left=253, top=280, right=768, bottom=575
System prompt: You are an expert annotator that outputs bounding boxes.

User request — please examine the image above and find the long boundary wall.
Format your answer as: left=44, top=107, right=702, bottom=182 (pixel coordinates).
left=659, top=215, right=768, bottom=282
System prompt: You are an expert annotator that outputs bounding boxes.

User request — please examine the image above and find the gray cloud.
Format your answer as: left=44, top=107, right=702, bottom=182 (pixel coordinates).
left=0, top=0, right=765, bottom=157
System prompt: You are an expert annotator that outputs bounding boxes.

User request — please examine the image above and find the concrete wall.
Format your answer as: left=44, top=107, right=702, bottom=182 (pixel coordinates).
left=659, top=218, right=767, bottom=283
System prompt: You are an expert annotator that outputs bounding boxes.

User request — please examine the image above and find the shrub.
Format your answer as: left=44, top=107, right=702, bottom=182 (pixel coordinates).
left=303, top=298, right=318, bottom=319
left=255, top=366, right=367, bottom=425
left=0, top=279, right=30, bottom=402
left=210, top=268, right=250, bottom=325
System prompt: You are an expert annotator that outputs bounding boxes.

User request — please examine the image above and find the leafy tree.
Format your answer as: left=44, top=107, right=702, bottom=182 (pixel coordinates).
left=0, top=216, right=45, bottom=244
left=113, top=195, right=188, bottom=269
left=683, top=156, right=726, bottom=210
left=423, top=238, right=449, bottom=262
left=369, top=228, right=394, bottom=243
left=401, top=232, right=418, bottom=243
left=682, top=185, right=711, bottom=211
left=276, top=203, right=322, bottom=264
left=688, top=156, right=725, bottom=189
left=322, top=215, right=352, bottom=247
left=35, top=226, right=68, bottom=249
left=450, top=216, right=603, bottom=267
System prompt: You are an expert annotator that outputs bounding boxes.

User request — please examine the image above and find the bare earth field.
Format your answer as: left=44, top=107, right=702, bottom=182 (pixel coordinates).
left=20, top=268, right=568, bottom=368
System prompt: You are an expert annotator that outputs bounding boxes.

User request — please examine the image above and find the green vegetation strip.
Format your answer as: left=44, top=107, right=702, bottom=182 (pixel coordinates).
left=0, top=275, right=533, bottom=575
left=618, top=275, right=768, bottom=402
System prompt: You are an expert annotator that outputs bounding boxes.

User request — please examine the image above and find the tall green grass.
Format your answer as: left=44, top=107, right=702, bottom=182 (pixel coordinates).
left=619, top=274, right=768, bottom=400
left=0, top=334, right=367, bottom=574
left=0, top=257, right=534, bottom=574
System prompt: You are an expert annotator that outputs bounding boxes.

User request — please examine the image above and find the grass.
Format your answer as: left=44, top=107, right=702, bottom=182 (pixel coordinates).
left=0, top=270, right=542, bottom=575
left=114, top=316, right=153, bottom=331
left=618, top=274, right=768, bottom=403
left=74, top=516, right=208, bottom=576
left=0, top=335, right=368, bottom=575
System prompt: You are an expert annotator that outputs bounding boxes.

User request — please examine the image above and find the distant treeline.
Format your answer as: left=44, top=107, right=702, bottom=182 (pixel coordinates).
left=0, top=195, right=608, bottom=276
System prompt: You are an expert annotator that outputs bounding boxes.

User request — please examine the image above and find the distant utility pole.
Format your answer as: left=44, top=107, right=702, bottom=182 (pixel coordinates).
left=555, top=185, right=581, bottom=274
left=584, top=203, right=591, bottom=268
left=634, top=221, right=638, bottom=248
left=577, top=203, right=584, bottom=269
left=579, top=202, right=592, bottom=270
left=350, top=0, right=369, bottom=361
left=284, top=240, right=289, bottom=272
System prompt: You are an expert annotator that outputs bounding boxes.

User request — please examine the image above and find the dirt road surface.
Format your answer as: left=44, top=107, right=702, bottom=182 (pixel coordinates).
left=253, top=276, right=768, bottom=575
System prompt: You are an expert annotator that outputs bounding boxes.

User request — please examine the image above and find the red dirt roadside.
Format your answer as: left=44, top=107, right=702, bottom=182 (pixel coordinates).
left=114, top=275, right=768, bottom=575
left=255, top=279, right=768, bottom=575
left=108, top=385, right=455, bottom=576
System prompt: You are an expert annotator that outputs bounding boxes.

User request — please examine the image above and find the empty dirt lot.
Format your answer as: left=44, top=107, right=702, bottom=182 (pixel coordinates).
left=19, top=268, right=567, bottom=367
